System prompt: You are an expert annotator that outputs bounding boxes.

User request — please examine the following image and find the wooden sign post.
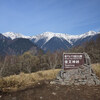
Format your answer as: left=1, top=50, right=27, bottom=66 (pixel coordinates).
left=63, top=53, right=85, bottom=70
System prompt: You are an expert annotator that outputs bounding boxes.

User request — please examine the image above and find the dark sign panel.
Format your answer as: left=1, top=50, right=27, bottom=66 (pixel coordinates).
left=63, top=53, right=85, bottom=70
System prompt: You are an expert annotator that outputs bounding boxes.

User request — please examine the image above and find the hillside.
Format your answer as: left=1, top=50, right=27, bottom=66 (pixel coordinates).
left=68, top=36, right=100, bottom=63
left=6, top=38, right=37, bottom=55
left=0, top=36, right=41, bottom=56
left=0, top=34, right=11, bottom=56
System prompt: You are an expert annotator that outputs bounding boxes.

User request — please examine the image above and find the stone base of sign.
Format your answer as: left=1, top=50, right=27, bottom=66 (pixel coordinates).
left=50, top=64, right=100, bottom=85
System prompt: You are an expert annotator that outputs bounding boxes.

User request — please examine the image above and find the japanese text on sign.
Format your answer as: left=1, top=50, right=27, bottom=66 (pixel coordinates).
left=63, top=53, right=85, bottom=70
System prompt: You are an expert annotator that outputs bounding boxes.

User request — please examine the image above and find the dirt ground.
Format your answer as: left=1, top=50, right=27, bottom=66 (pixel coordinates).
left=0, top=81, right=100, bottom=100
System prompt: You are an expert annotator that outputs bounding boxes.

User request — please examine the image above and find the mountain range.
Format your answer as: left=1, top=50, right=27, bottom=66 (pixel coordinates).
left=0, top=33, right=41, bottom=56
left=0, top=31, right=100, bottom=55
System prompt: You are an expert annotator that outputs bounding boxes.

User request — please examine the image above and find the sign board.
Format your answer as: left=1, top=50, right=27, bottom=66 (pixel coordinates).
left=63, top=53, right=85, bottom=70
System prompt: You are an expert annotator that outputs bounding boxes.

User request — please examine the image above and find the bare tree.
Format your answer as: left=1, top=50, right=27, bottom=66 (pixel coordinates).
left=0, top=56, right=7, bottom=77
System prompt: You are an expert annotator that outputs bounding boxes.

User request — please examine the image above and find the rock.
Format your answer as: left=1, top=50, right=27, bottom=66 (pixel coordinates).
left=50, top=81, right=56, bottom=85
left=12, top=97, right=16, bottom=100
left=52, top=92, right=56, bottom=95
left=74, top=82, right=80, bottom=85
left=61, top=82, right=66, bottom=85
left=0, top=95, right=2, bottom=98
left=51, top=53, right=100, bottom=85
left=40, top=96, right=43, bottom=99
left=38, top=82, right=40, bottom=85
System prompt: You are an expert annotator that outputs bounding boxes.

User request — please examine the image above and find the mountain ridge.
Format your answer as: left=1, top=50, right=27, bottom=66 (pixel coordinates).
left=2, top=31, right=99, bottom=42
left=0, top=34, right=41, bottom=56
left=2, top=31, right=100, bottom=52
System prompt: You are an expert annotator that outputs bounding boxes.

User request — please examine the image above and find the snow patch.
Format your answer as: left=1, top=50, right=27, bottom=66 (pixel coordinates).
left=3, top=32, right=31, bottom=40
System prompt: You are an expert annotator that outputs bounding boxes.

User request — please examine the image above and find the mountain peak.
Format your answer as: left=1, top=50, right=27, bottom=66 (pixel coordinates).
left=87, top=31, right=97, bottom=35
left=1, top=30, right=100, bottom=53
left=2, top=31, right=99, bottom=43
left=79, top=31, right=97, bottom=39
left=3, top=32, right=31, bottom=40
left=34, top=32, right=71, bottom=44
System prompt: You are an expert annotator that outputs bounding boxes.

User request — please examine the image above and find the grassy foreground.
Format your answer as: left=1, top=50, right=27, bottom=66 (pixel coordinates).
left=0, top=63, right=100, bottom=92
left=0, top=69, right=60, bottom=92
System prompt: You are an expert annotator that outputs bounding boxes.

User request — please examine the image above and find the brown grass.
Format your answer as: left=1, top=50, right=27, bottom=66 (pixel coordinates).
left=0, top=63, right=100, bottom=92
left=92, top=63, right=100, bottom=78
left=0, top=69, right=60, bottom=92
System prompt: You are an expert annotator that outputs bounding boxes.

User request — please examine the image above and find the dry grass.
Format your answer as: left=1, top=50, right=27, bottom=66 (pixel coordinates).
left=0, top=69, right=60, bottom=92
left=0, top=63, right=100, bottom=93
left=92, top=63, right=100, bottom=78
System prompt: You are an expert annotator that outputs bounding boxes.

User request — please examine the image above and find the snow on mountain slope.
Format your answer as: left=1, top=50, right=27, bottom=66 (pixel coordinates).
left=33, top=31, right=99, bottom=45
left=33, top=32, right=80, bottom=45
left=78, top=31, right=97, bottom=39
left=3, top=32, right=31, bottom=40
left=1, top=31, right=100, bottom=52
left=2, top=31, right=100, bottom=45
left=34, top=32, right=72, bottom=44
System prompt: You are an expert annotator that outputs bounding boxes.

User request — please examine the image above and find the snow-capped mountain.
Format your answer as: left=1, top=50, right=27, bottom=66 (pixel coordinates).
left=2, top=31, right=100, bottom=52
left=0, top=33, right=40, bottom=55
left=78, top=31, right=97, bottom=38
left=30, top=31, right=100, bottom=52
left=3, top=31, right=99, bottom=42
left=3, top=32, right=31, bottom=40
left=33, top=31, right=98, bottom=41
left=32, top=31, right=99, bottom=45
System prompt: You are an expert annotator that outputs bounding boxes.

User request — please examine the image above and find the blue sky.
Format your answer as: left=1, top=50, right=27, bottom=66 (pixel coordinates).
left=0, top=0, right=100, bottom=36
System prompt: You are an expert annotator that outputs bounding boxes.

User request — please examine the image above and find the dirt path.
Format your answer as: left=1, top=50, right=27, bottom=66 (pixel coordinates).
left=0, top=81, right=100, bottom=100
